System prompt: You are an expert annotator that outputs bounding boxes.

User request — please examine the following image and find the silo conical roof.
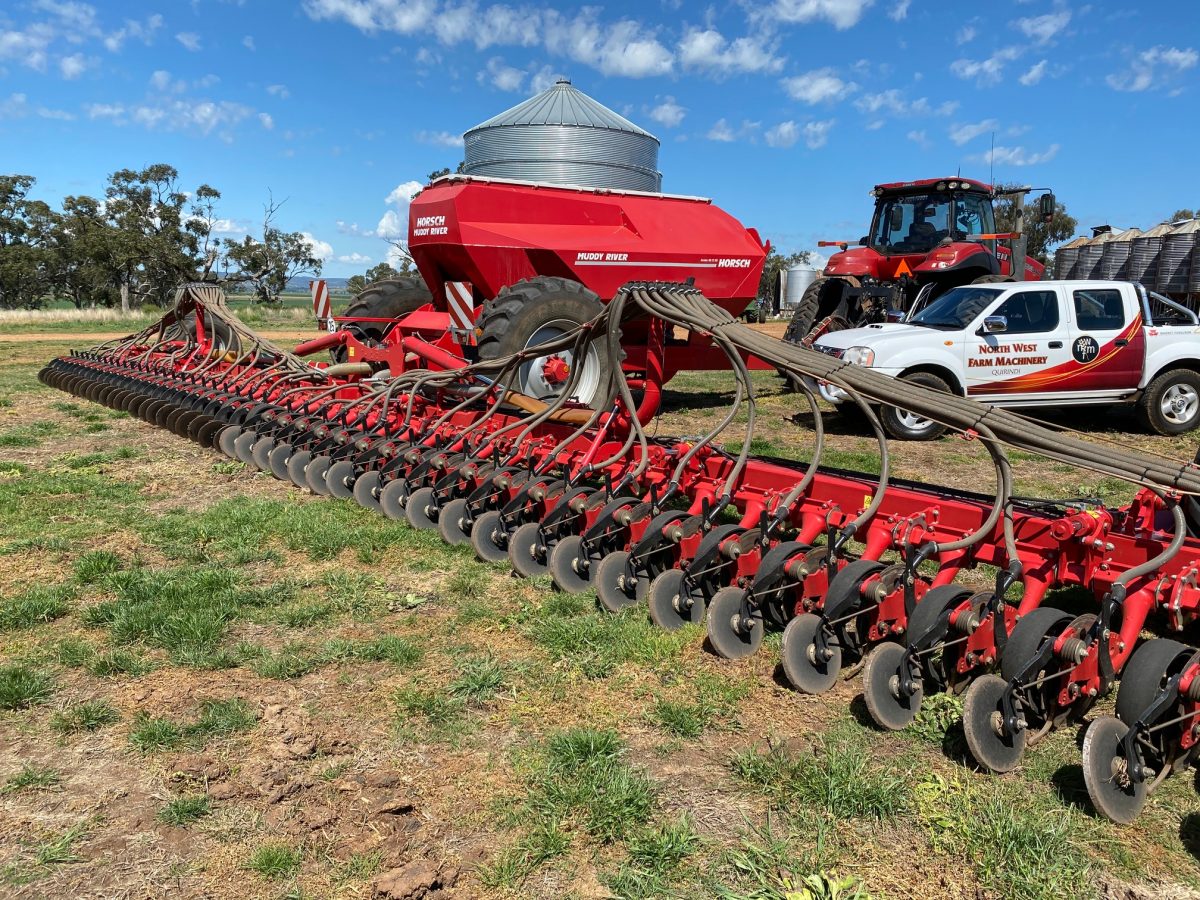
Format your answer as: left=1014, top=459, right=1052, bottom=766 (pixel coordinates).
left=470, top=79, right=657, bottom=138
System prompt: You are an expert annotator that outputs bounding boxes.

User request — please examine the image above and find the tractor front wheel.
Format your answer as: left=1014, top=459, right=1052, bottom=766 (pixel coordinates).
left=475, top=276, right=612, bottom=408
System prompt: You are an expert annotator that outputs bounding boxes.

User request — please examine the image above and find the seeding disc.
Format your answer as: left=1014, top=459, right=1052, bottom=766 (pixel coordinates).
left=218, top=425, right=242, bottom=458
left=251, top=436, right=275, bottom=471
left=861, top=641, right=923, bottom=730
left=187, top=414, right=210, bottom=443
left=172, top=410, right=198, bottom=439
left=164, top=407, right=185, bottom=434
left=549, top=534, right=591, bottom=594
left=379, top=479, right=410, bottom=520
left=306, top=456, right=334, bottom=496
left=707, top=587, right=763, bottom=660
left=286, top=450, right=313, bottom=489
left=594, top=551, right=647, bottom=612
left=268, top=443, right=294, bottom=480
left=1082, top=715, right=1149, bottom=824
left=405, top=486, right=439, bottom=530
left=197, top=419, right=224, bottom=448
left=231, top=429, right=258, bottom=464
left=353, top=470, right=382, bottom=512
left=963, top=674, right=1027, bottom=773
left=508, top=521, right=549, bottom=578
left=470, top=510, right=510, bottom=563
left=647, top=569, right=703, bottom=631
left=437, top=497, right=472, bottom=545
left=325, top=460, right=357, bottom=499
left=780, top=613, right=842, bottom=695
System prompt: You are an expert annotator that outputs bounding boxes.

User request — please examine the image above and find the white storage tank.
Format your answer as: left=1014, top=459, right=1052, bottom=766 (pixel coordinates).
left=780, top=263, right=819, bottom=310
left=463, top=79, right=662, bottom=192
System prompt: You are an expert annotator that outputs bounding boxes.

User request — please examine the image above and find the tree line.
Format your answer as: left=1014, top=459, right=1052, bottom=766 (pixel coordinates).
left=0, top=164, right=322, bottom=311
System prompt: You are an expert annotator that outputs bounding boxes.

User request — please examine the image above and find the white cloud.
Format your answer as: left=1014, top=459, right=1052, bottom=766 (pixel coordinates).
left=765, top=120, right=799, bottom=148
left=1015, top=10, right=1070, bottom=44
left=266, top=83, right=289, bottom=99
left=103, top=14, right=163, bottom=53
left=258, top=112, right=274, bottom=129
left=386, top=243, right=412, bottom=269
left=854, top=90, right=957, bottom=117
left=37, top=106, right=74, bottom=120
left=529, top=66, right=557, bottom=93
left=416, top=129, right=464, bottom=147
left=707, top=118, right=735, bottom=142
left=678, top=28, right=784, bottom=75
left=1018, top=59, right=1047, bottom=86
left=87, top=97, right=256, bottom=137
left=1107, top=45, right=1198, bottom=92
left=977, top=143, right=1060, bottom=166
left=337, top=252, right=371, bottom=264
left=888, top=0, right=911, bottom=21
left=175, top=32, right=201, bottom=52
left=906, top=129, right=930, bottom=148
left=781, top=68, right=857, bottom=104
left=58, top=52, right=86, bottom=79
left=242, top=35, right=255, bottom=51
left=948, top=118, right=997, bottom=145
left=956, top=25, right=976, bottom=45
left=149, top=69, right=174, bottom=91
left=768, top=0, right=875, bottom=30
left=386, top=181, right=424, bottom=206
left=376, top=209, right=404, bottom=239
left=950, top=46, right=1022, bottom=85
left=0, top=93, right=28, bottom=119
left=803, top=119, right=835, bottom=149
left=300, top=232, right=333, bottom=261
left=483, top=56, right=526, bottom=91
left=648, top=96, right=685, bottom=128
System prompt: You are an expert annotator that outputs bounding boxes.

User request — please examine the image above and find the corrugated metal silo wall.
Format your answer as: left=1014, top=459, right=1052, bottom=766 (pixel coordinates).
left=464, top=125, right=661, bottom=192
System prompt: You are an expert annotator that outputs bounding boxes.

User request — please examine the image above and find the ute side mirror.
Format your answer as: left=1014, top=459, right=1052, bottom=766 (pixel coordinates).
left=1038, top=193, right=1056, bottom=223
left=889, top=207, right=904, bottom=232
left=981, top=315, right=1008, bottom=334
left=859, top=236, right=869, bottom=246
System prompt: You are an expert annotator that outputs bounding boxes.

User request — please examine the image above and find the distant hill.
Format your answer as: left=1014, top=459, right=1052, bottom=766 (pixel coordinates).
left=285, top=276, right=352, bottom=293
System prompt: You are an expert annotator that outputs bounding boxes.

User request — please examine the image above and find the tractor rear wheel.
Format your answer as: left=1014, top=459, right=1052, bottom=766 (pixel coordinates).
left=334, top=276, right=432, bottom=362
left=783, top=277, right=848, bottom=344
left=476, top=276, right=612, bottom=408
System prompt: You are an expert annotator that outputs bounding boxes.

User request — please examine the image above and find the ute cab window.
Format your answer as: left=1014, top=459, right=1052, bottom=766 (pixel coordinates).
left=1074, top=289, right=1126, bottom=331
left=909, top=286, right=1005, bottom=329
left=991, top=290, right=1059, bottom=334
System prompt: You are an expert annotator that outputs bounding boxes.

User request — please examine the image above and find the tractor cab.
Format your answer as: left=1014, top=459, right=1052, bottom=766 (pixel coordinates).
left=867, top=180, right=996, bottom=256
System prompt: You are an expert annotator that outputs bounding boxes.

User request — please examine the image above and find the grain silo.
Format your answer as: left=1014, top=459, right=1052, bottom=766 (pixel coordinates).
left=1158, top=220, right=1199, bottom=295
left=1099, top=228, right=1140, bottom=280
left=1054, top=236, right=1088, bottom=279
left=780, top=263, right=819, bottom=311
left=463, top=79, right=662, bottom=192
left=1129, top=223, right=1174, bottom=289
left=1076, top=233, right=1106, bottom=280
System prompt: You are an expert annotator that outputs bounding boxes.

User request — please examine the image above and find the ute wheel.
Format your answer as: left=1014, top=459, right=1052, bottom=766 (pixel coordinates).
left=862, top=642, right=922, bottom=730
left=781, top=612, right=842, bottom=694
left=508, top=521, right=549, bottom=578
left=353, top=470, right=382, bottom=512
left=335, top=277, right=432, bottom=363
left=438, top=497, right=472, bottom=545
left=379, top=479, right=409, bottom=520
left=251, top=436, right=275, bottom=470
left=707, top=587, right=763, bottom=660
left=1082, top=715, right=1149, bottom=824
left=962, top=673, right=1027, bottom=773
left=594, top=551, right=646, bottom=612
left=783, top=277, right=848, bottom=343
left=549, top=535, right=592, bottom=594
left=470, top=510, right=510, bottom=563
left=880, top=372, right=952, bottom=441
left=1138, top=369, right=1200, bottom=436
left=268, top=443, right=294, bottom=480
left=476, top=276, right=612, bottom=407
left=1115, top=638, right=1191, bottom=726
left=305, top=456, right=333, bottom=496
left=286, top=450, right=313, bottom=488
left=648, top=569, right=703, bottom=631
left=325, top=460, right=357, bottom=499
left=405, top=486, right=438, bottom=530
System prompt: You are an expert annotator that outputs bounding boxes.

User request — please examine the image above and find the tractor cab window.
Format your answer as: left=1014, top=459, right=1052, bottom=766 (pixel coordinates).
left=953, top=193, right=995, bottom=239
left=872, top=193, right=951, bottom=254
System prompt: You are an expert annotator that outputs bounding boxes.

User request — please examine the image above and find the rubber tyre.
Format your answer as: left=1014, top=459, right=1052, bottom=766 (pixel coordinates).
left=862, top=641, right=922, bottom=730
left=1000, top=606, right=1073, bottom=682
left=1115, top=638, right=1191, bottom=725
left=648, top=569, right=703, bottom=631
left=971, top=274, right=1012, bottom=285
left=470, top=509, right=510, bottom=564
left=475, top=276, right=611, bottom=408
left=780, top=612, right=842, bottom=694
left=782, top=277, right=847, bottom=343
left=880, top=372, right=952, bottom=441
left=1138, top=369, right=1200, bottom=436
left=706, top=587, right=763, bottom=660
left=438, top=497, right=472, bottom=545
left=1082, top=715, right=1149, bottom=824
left=405, top=486, right=439, bottom=530
left=334, top=276, right=432, bottom=362
left=963, top=673, right=1028, bottom=773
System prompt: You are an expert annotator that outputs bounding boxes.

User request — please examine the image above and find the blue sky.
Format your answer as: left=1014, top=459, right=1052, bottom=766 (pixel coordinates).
left=1, top=0, right=1198, bottom=276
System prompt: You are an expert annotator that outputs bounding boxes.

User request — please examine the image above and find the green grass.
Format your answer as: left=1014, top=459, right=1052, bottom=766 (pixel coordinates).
left=0, top=665, right=54, bottom=709
left=0, top=585, right=72, bottom=630
left=2, top=764, right=61, bottom=794
left=394, top=686, right=468, bottom=741
left=247, top=843, right=302, bottom=879
left=157, top=794, right=212, bottom=826
left=648, top=672, right=750, bottom=738
left=449, top=655, right=506, bottom=704
left=72, top=550, right=124, bottom=584
left=33, top=822, right=89, bottom=866
left=51, top=699, right=120, bottom=733
left=0, top=420, right=61, bottom=447
left=252, top=644, right=319, bottom=679
left=0, top=468, right=144, bottom=551
left=86, top=648, right=153, bottom=677
left=604, top=816, right=701, bottom=899
left=128, top=698, right=256, bottom=752
left=343, top=634, right=422, bottom=667
left=54, top=636, right=96, bottom=667
left=128, top=714, right=184, bottom=752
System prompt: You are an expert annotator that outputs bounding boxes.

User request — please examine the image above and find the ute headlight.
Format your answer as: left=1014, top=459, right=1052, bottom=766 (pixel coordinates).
left=842, top=346, right=875, bottom=367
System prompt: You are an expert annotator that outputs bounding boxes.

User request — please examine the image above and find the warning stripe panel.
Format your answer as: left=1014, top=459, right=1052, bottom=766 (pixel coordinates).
left=310, top=280, right=331, bottom=319
left=445, top=281, right=475, bottom=330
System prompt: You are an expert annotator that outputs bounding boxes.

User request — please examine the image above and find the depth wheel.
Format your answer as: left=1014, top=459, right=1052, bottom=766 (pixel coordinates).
left=1082, top=715, right=1149, bottom=824
left=268, top=443, right=294, bottom=480
left=508, top=521, right=549, bottom=578
left=780, top=613, right=842, bottom=694
left=706, top=587, right=763, bottom=660
left=594, top=551, right=646, bottom=613
left=286, top=450, right=313, bottom=489
left=470, top=510, right=510, bottom=563
left=306, top=455, right=333, bottom=496
left=379, top=479, right=409, bottom=521
left=548, top=534, right=591, bottom=594
left=405, top=486, right=439, bottom=530
left=647, top=569, right=702, bottom=631
left=438, top=497, right=472, bottom=545
left=861, top=642, right=923, bottom=730
left=353, top=470, right=382, bottom=512
left=963, top=674, right=1027, bottom=773
left=325, top=460, right=357, bottom=499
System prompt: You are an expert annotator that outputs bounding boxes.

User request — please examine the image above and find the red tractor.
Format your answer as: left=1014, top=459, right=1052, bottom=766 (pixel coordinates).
left=784, top=178, right=1056, bottom=342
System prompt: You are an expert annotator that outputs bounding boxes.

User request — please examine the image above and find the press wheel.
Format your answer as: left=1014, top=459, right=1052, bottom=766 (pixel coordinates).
left=780, top=612, right=841, bottom=694
left=647, top=569, right=703, bottom=631
left=861, top=641, right=922, bottom=730
left=706, top=587, right=763, bottom=660
left=963, top=673, right=1027, bottom=773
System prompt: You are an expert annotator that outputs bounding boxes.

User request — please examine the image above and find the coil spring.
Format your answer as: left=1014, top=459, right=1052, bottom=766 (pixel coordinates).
left=1186, top=669, right=1200, bottom=702
left=1059, top=636, right=1089, bottom=665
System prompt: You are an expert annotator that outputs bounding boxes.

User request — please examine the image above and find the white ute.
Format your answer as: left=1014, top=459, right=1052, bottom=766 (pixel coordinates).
left=812, top=280, right=1200, bottom=439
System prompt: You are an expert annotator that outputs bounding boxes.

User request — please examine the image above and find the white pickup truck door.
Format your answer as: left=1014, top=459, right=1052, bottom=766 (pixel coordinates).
left=1063, top=286, right=1145, bottom=392
left=965, top=286, right=1076, bottom=400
